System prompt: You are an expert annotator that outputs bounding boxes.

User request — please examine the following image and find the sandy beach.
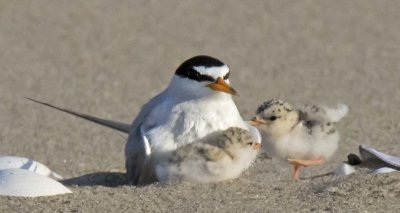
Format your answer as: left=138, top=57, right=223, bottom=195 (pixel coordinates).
left=1, top=1, right=400, bottom=212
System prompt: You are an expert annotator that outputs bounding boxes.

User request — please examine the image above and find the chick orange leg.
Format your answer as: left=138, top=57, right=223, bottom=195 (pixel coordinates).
left=291, top=163, right=302, bottom=181
left=287, top=157, right=326, bottom=180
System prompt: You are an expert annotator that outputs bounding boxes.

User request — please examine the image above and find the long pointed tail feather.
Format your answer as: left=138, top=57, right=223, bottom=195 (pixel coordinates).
left=26, top=97, right=131, bottom=134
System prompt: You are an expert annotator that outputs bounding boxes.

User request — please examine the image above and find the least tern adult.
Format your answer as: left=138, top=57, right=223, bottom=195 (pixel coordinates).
left=250, top=99, right=348, bottom=180
left=127, top=55, right=256, bottom=184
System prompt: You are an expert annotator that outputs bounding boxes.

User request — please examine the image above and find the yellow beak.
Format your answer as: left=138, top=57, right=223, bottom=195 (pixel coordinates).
left=253, top=143, right=262, bottom=150
left=207, top=77, right=238, bottom=96
left=248, top=117, right=266, bottom=126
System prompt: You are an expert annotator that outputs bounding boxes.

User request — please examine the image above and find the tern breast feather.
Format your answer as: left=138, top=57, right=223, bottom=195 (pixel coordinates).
left=147, top=94, right=248, bottom=153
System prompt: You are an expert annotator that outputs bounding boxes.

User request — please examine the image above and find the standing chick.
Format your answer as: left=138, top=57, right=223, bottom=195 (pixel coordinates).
left=250, top=99, right=348, bottom=180
left=155, top=127, right=261, bottom=183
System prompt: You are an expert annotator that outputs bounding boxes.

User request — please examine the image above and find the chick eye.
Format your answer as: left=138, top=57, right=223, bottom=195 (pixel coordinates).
left=247, top=142, right=253, bottom=146
left=269, top=116, right=277, bottom=121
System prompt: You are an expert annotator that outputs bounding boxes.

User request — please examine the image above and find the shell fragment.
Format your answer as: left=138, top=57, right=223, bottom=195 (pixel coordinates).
left=334, top=145, right=400, bottom=176
left=334, top=162, right=356, bottom=176
left=359, top=145, right=400, bottom=169
left=0, top=156, right=62, bottom=179
left=0, top=169, right=71, bottom=197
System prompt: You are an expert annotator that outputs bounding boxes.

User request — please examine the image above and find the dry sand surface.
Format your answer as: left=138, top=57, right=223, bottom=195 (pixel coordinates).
left=1, top=0, right=400, bottom=212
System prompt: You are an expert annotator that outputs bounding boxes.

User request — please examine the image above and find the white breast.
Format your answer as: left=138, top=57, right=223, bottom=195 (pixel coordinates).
left=147, top=96, right=247, bottom=153
left=267, top=124, right=339, bottom=161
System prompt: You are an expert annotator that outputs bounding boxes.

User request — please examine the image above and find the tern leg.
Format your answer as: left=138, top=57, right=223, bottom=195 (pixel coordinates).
left=287, top=157, right=326, bottom=180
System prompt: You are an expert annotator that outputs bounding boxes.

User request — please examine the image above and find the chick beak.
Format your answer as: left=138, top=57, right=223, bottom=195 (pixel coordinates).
left=207, top=77, right=238, bottom=96
left=253, top=143, right=262, bottom=150
left=248, top=117, right=265, bottom=126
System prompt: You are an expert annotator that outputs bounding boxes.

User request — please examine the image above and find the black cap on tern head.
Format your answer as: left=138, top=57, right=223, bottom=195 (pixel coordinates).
left=175, top=55, right=228, bottom=82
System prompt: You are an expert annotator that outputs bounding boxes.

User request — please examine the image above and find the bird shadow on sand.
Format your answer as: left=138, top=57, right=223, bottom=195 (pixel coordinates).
left=301, top=172, right=333, bottom=180
left=61, top=172, right=128, bottom=187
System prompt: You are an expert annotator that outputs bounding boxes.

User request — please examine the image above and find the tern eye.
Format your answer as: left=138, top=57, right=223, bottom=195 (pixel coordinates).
left=223, top=71, right=230, bottom=80
left=189, top=68, right=215, bottom=82
left=199, top=74, right=214, bottom=82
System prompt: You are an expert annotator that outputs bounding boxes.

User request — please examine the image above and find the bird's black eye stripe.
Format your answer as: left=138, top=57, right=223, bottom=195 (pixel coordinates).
left=187, top=68, right=215, bottom=82
left=223, top=71, right=230, bottom=80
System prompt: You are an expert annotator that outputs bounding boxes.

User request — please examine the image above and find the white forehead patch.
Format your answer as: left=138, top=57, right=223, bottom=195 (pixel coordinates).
left=192, top=65, right=229, bottom=78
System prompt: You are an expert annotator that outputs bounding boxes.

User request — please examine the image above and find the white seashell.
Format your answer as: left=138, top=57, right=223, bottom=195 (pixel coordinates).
left=333, top=162, right=356, bottom=176
left=371, top=167, right=398, bottom=174
left=359, top=145, right=400, bottom=169
left=0, top=156, right=62, bottom=179
left=0, top=169, right=71, bottom=197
